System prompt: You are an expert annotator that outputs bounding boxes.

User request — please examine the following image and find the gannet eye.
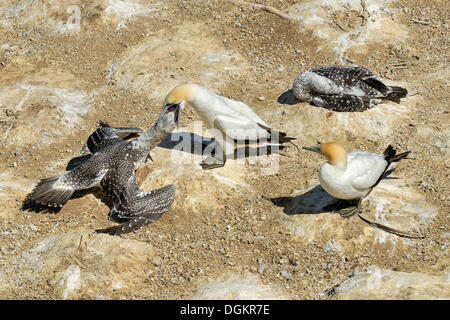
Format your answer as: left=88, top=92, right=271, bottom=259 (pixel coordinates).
left=165, top=103, right=179, bottom=114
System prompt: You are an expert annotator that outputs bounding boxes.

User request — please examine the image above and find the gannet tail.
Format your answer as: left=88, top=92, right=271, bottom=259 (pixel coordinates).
left=383, top=145, right=411, bottom=164
left=257, top=123, right=298, bottom=150
left=385, top=86, right=408, bottom=103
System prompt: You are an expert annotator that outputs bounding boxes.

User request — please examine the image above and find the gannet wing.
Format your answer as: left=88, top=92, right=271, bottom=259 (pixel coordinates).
left=311, top=94, right=376, bottom=112
left=311, top=66, right=394, bottom=97
left=26, top=159, right=110, bottom=207
left=97, top=162, right=175, bottom=235
left=310, top=66, right=376, bottom=87
left=350, top=154, right=388, bottom=191
left=80, top=121, right=143, bottom=155
left=213, top=115, right=270, bottom=141
left=220, top=96, right=268, bottom=126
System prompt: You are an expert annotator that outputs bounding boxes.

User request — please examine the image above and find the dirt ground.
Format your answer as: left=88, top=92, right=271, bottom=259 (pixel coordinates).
left=0, top=0, right=448, bottom=299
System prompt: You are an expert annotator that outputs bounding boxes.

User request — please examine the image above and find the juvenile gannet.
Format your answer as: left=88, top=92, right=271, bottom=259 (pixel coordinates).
left=163, top=84, right=297, bottom=169
left=293, top=66, right=408, bottom=112
left=303, top=142, right=410, bottom=217
left=25, top=104, right=181, bottom=235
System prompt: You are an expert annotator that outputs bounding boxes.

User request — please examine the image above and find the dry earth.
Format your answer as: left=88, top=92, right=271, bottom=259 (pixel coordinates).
left=0, top=0, right=448, bottom=299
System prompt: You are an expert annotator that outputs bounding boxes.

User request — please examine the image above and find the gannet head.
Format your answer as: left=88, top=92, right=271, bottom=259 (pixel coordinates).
left=292, top=71, right=315, bottom=101
left=162, top=84, right=197, bottom=128
left=303, top=142, right=347, bottom=168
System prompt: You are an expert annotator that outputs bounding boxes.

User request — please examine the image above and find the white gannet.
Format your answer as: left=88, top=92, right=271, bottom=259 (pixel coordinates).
left=163, top=84, right=297, bottom=169
left=25, top=104, right=181, bottom=235
left=293, top=66, right=408, bottom=112
left=303, top=142, right=410, bottom=217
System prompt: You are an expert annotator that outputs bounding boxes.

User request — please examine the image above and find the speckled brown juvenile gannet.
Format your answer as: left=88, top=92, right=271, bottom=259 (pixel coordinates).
left=293, top=66, right=408, bottom=112
left=26, top=104, right=181, bottom=235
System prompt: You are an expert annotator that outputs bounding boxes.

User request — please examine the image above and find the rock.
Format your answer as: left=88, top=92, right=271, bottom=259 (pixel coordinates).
left=257, top=264, right=266, bottom=274
left=0, top=83, right=92, bottom=149
left=105, top=23, right=250, bottom=99
left=0, top=229, right=156, bottom=299
left=281, top=270, right=293, bottom=280
left=283, top=0, right=408, bottom=56
left=281, top=179, right=436, bottom=254
left=330, top=267, right=450, bottom=299
left=0, top=0, right=162, bottom=33
left=190, top=273, right=291, bottom=299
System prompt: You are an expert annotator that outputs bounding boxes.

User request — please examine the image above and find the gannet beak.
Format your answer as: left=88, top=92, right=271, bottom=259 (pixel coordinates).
left=177, top=101, right=185, bottom=129
left=302, top=145, right=322, bottom=155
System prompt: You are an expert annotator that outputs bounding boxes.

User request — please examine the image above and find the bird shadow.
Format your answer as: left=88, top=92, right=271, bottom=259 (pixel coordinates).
left=267, top=184, right=354, bottom=215
left=158, top=132, right=287, bottom=160
left=277, top=89, right=300, bottom=105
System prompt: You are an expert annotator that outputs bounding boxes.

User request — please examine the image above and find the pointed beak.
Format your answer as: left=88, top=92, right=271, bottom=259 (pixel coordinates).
left=302, top=145, right=322, bottom=155
left=177, top=101, right=185, bottom=129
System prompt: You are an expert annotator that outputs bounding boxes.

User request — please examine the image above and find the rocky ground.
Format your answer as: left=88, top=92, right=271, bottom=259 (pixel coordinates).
left=0, top=0, right=448, bottom=299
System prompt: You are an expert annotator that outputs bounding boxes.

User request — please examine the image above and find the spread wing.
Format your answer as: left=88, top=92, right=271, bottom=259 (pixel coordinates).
left=80, top=121, right=143, bottom=155
left=96, top=162, right=175, bottom=235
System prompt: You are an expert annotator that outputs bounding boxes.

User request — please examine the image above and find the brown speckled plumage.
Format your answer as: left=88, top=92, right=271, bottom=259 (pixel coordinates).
left=26, top=104, right=180, bottom=235
left=293, top=66, right=408, bottom=112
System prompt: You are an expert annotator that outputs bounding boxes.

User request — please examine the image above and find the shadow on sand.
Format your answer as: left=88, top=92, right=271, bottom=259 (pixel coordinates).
left=277, top=89, right=300, bottom=105
left=158, top=132, right=287, bottom=159
left=267, top=184, right=354, bottom=215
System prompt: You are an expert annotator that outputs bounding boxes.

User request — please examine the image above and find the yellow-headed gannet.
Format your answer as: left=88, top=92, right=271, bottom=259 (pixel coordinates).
left=163, top=84, right=296, bottom=169
left=24, top=104, right=181, bottom=235
left=303, top=142, right=410, bottom=217
left=293, top=66, right=408, bottom=112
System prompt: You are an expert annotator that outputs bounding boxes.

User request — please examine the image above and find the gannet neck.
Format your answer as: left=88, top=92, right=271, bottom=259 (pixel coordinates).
left=321, top=142, right=347, bottom=169
left=164, top=84, right=197, bottom=105
left=131, top=124, right=169, bottom=151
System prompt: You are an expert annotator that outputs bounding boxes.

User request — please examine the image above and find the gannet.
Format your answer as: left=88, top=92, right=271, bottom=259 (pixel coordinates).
left=25, top=104, right=181, bottom=235
left=163, top=84, right=296, bottom=169
left=303, top=142, right=410, bottom=217
left=293, top=66, right=408, bottom=112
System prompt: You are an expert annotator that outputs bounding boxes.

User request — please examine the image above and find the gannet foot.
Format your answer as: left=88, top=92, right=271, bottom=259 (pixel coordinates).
left=199, top=157, right=225, bottom=170
left=339, top=199, right=361, bottom=218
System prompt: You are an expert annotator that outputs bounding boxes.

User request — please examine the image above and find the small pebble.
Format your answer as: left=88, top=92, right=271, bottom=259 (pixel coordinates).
left=281, top=270, right=293, bottom=280
left=258, top=264, right=266, bottom=274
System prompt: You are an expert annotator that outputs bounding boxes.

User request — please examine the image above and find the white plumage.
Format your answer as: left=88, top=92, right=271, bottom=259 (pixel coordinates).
left=165, top=84, right=268, bottom=140
left=303, top=142, right=410, bottom=217
left=163, top=84, right=295, bottom=169
left=318, top=151, right=388, bottom=200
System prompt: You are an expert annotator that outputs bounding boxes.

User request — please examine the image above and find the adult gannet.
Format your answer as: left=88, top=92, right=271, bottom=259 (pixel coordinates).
left=163, top=84, right=296, bottom=169
left=25, top=104, right=181, bottom=235
left=303, top=142, right=410, bottom=217
left=293, top=66, right=408, bottom=112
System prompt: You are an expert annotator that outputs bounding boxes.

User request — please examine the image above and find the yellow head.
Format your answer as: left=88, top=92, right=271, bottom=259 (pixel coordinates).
left=303, top=142, right=347, bottom=168
left=162, top=84, right=197, bottom=128
left=163, top=84, right=195, bottom=105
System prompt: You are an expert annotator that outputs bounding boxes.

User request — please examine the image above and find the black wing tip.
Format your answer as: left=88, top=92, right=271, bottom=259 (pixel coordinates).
left=98, top=120, right=110, bottom=127
left=383, top=145, right=411, bottom=163
left=95, top=225, right=122, bottom=236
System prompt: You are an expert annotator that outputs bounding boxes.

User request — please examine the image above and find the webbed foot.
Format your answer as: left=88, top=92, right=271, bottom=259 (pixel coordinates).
left=199, top=157, right=225, bottom=170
